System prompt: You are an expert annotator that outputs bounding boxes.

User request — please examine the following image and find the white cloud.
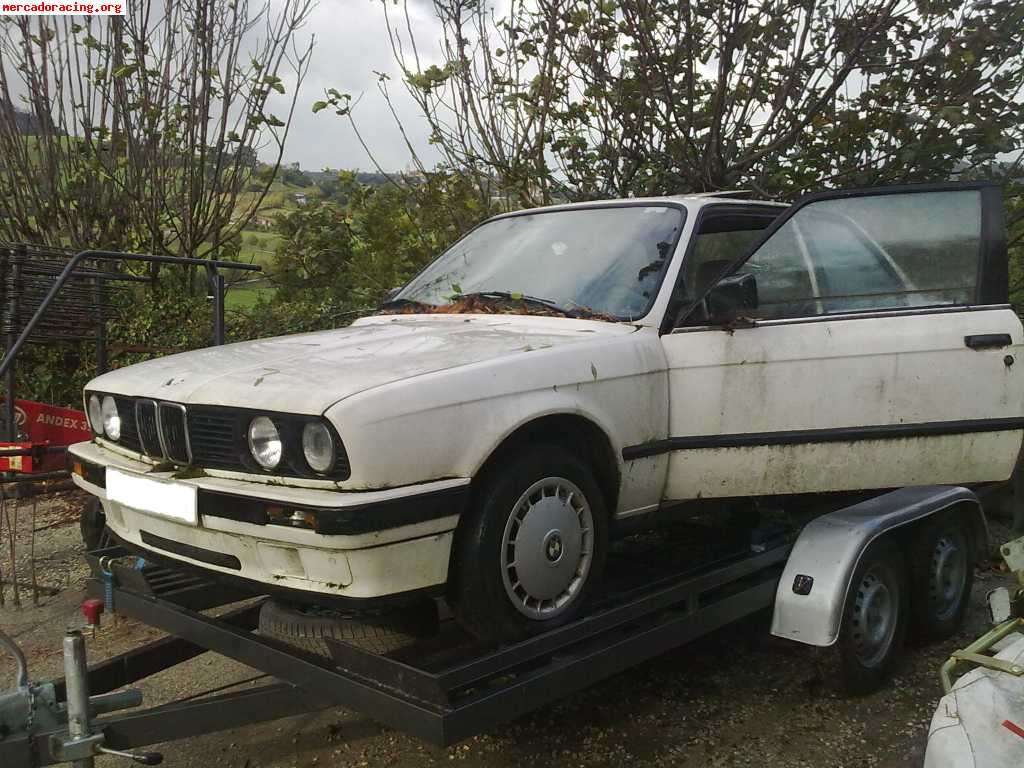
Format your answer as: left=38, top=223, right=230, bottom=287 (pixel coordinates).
left=1, top=0, right=445, bottom=173
left=263, top=0, right=444, bottom=172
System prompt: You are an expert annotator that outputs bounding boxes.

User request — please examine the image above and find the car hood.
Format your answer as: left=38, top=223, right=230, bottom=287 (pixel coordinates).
left=87, top=314, right=638, bottom=414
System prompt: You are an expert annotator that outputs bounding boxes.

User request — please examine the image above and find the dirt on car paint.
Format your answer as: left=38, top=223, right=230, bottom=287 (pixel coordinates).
left=0, top=490, right=1018, bottom=768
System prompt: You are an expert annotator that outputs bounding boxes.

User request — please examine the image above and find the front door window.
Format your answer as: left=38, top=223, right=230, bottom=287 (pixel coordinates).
left=731, top=189, right=984, bottom=320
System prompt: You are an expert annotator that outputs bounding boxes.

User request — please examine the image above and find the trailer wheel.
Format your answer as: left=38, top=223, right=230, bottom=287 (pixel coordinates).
left=79, top=496, right=107, bottom=552
left=909, top=510, right=973, bottom=641
left=258, top=599, right=438, bottom=658
left=836, top=538, right=908, bottom=695
left=453, top=444, right=608, bottom=644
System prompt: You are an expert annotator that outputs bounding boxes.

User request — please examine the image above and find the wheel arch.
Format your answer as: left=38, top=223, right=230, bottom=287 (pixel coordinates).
left=471, top=412, right=621, bottom=516
left=771, top=485, right=986, bottom=648
left=891, top=496, right=988, bottom=566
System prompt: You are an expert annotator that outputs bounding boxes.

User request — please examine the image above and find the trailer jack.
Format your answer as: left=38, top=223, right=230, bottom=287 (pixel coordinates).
left=0, top=628, right=159, bottom=766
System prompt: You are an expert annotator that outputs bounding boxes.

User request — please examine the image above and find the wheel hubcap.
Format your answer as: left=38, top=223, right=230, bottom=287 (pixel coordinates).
left=851, top=567, right=897, bottom=666
left=501, top=477, right=594, bottom=620
left=930, top=531, right=967, bottom=621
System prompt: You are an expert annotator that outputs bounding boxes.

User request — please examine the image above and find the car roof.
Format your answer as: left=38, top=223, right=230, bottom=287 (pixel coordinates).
left=486, top=195, right=789, bottom=222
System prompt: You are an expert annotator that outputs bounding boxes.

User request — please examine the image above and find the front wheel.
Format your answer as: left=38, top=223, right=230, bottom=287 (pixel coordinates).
left=453, top=445, right=608, bottom=644
left=79, top=496, right=108, bottom=552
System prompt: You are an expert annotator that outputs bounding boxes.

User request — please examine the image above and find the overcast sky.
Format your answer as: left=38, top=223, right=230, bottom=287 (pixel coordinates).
left=263, top=0, right=445, bottom=172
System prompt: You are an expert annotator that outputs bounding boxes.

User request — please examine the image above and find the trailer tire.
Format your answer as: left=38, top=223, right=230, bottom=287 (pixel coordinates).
left=258, top=599, right=437, bottom=658
left=453, top=444, right=608, bottom=645
left=909, top=510, right=973, bottom=641
left=836, top=538, right=908, bottom=695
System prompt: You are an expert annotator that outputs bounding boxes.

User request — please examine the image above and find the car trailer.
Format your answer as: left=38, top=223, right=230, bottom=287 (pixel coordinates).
left=0, top=484, right=991, bottom=766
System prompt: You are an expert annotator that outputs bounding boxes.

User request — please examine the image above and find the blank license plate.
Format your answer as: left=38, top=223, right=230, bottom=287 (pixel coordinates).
left=106, top=468, right=198, bottom=526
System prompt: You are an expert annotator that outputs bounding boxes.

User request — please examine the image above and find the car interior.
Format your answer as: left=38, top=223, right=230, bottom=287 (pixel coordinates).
left=665, top=207, right=781, bottom=329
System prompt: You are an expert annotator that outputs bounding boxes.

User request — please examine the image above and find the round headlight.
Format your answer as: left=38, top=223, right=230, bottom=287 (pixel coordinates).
left=101, top=396, right=120, bottom=441
left=248, top=416, right=282, bottom=469
left=87, top=394, right=104, bottom=436
left=302, top=422, right=335, bottom=474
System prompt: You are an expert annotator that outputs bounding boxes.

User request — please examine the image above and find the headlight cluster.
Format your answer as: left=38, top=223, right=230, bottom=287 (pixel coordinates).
left=246, top=415, right=337, bottom=475
left=83, top=390, right=346, bottom=479
left=87, top=393, right=121, bottom=441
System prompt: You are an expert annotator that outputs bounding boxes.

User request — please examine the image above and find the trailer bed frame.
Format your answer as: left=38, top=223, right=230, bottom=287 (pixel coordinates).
left=0, top=532, right=790, bottom=765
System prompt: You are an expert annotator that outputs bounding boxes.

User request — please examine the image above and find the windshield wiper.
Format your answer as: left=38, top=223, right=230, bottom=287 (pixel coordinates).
left=449, top=291, right=576, bottom=317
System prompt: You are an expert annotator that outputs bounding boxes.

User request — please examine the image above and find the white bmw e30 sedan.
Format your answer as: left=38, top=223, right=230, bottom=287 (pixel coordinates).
left=70, top=181, right=1023, bottom=644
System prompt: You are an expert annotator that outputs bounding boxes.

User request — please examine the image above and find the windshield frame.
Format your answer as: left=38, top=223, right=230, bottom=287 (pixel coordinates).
left=390, top=200, right=690, bottom=323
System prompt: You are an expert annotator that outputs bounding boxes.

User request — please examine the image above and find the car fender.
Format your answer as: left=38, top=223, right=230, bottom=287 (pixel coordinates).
left=771, top=485, right=987, bottom=647
left=325, top=328, right=670, bottom=514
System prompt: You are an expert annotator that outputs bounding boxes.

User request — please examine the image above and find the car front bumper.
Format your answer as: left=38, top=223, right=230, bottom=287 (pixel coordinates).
left=68, top=441, right=468, bottom=601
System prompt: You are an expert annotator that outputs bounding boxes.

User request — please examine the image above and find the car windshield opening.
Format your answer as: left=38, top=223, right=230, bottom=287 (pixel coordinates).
left=385, top=205, right=686, bottom=321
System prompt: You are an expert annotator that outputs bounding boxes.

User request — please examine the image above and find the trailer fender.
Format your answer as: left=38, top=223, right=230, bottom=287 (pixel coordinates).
left=770, top=485, right=986, bottom=647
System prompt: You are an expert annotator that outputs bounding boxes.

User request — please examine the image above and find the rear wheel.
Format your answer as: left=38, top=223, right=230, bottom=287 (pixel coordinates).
left=910, top=511, right=973, bottom=641
left=453, top=445, right=608, bottom=644
left=836, top=538, right=908, bottom=695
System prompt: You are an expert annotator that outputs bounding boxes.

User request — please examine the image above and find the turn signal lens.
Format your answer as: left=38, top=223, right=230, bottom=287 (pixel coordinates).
left=266, top=505, right=317, bottom=530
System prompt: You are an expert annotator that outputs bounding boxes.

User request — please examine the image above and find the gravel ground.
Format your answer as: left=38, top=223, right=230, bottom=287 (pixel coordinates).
left=0, top=490, right=1018, bottom=768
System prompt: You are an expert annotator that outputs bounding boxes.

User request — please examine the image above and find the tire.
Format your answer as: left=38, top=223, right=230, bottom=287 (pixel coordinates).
left=258, top=599, right=438, bottom=658
left=909, top=511, right=974, bottom=641
left=836, top=538, right=908, bottom=695
left=79, top=496, right=107, bottom=552
left=453, top=444, right=609, bottom=644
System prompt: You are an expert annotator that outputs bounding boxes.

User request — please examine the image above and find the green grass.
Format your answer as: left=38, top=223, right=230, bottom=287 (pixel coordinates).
left=256, top=206, right=289, bottom=219
left=237, top=231, right=282, bottom=268
left=226, top=230, right=279, bottom=309
left=225, top=279, right=276, bottom=309
left=239, top=177, right=322, bottom=214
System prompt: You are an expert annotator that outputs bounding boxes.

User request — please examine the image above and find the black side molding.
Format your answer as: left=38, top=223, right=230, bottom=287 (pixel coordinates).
left=622, top=417, right=1024, bottom=461
left=965, top=333, right=1013, bottom=350
left=140, top=530, right=243, bottom=570
left=198, top=484, right=469, bottom=536
left=313, top=485, right=469, bottom=536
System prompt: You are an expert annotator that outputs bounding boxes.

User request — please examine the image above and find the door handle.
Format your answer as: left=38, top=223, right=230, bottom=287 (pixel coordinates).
left=964, top=333, right=1013, bottom=350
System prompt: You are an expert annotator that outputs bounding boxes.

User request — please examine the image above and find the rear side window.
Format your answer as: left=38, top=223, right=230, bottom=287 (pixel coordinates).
left=735, top=189, right=983, bottom=319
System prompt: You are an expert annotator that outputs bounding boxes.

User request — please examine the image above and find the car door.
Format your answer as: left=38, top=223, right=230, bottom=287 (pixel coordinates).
left=652, top=183, right=1024, bottom=503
